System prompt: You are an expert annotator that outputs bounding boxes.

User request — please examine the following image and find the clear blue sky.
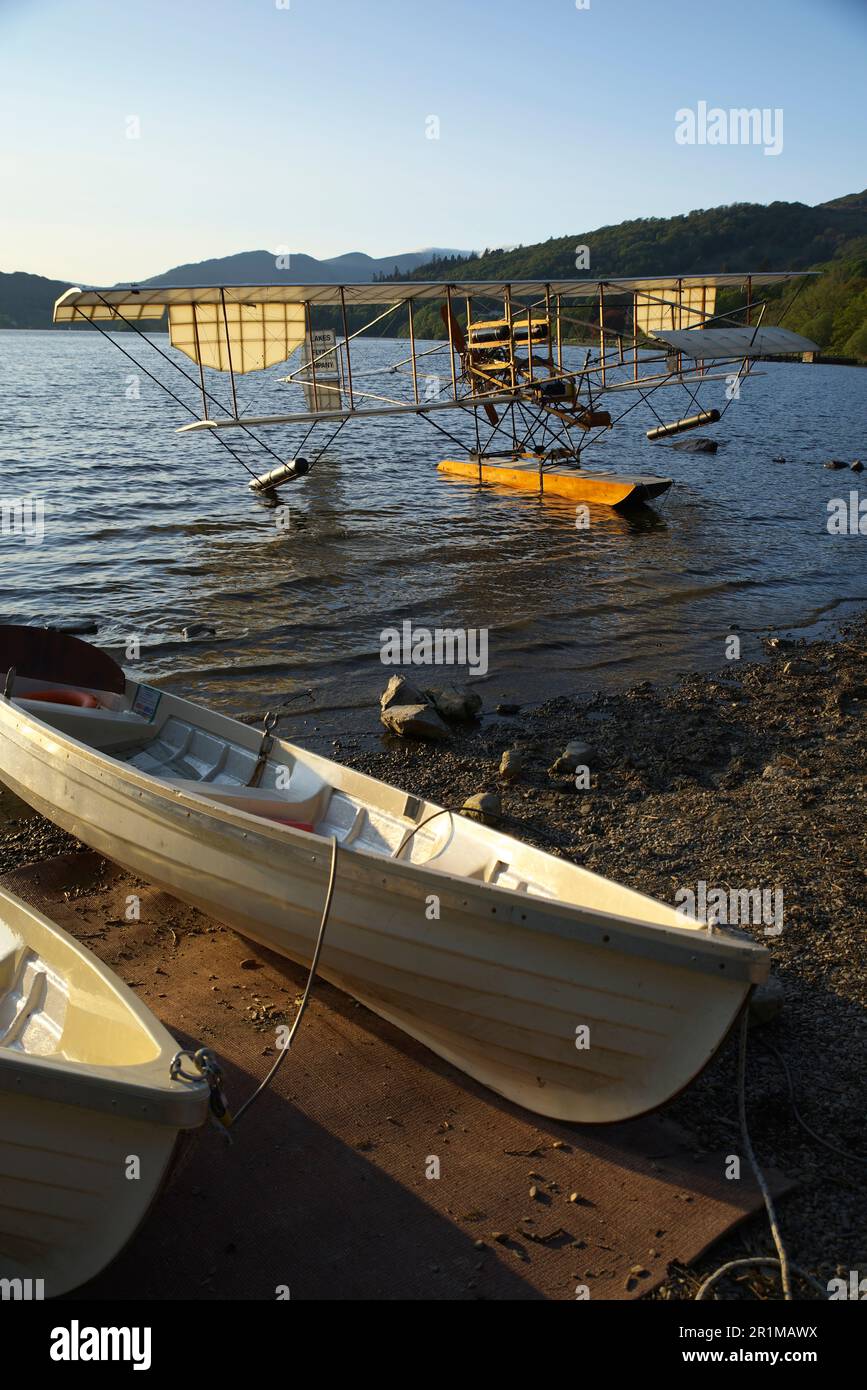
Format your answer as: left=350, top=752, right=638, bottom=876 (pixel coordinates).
left=2, top=0, right=865, bottom=283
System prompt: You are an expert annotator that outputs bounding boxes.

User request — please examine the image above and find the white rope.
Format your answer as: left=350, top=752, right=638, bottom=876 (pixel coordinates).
left=696, top=1009, right=806, bottom=1301
left=231, top=834, right=339, bottom=1125
left=696, top=1258, right=826, bottom=1301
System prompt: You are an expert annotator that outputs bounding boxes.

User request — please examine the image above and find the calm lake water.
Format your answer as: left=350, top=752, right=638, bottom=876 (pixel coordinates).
left=1, top=329, right=865, bottom=744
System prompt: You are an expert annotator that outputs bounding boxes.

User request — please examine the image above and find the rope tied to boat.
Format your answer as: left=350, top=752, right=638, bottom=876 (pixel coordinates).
left=697, top=995, right=867, bottom=1300
left=696, top=1009, right=804, bottom=1301
left=170, top=1047, right=233, bottom=1132
left=392, top=807, right=458, bottom=860
left=168, top=835, right=339, bottom=1137
left=235, top=834, right=341, bottom=1130
left=247, top=710, right=278, bottom=788
left=3, top=666, right=16, bottom=699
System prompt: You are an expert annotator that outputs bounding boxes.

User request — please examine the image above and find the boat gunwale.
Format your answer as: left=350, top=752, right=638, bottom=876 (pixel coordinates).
left=0, top=1050, right=209, bottom=1128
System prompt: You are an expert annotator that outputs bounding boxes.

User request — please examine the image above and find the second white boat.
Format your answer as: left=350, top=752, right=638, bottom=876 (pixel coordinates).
left=0, top=885, right=210, bottom=1295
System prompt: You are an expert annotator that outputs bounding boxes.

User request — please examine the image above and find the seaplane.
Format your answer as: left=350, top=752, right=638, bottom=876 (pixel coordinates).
left=53, top=273, right=818, bottom=511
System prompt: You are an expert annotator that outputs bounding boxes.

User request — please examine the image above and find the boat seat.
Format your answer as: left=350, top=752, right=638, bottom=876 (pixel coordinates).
left=165, top=771, right=333, bottom=826
left=125, top=721, right=333, bottom=822
left=0, top=941, right=52, bottom=1050
left=125, top=720, right=245, bottom=782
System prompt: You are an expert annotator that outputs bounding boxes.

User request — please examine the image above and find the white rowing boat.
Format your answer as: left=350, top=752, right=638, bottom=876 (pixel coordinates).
left=0, top=884, right=210, bottom=1297
left=0, top=625, right=769, bottom=1124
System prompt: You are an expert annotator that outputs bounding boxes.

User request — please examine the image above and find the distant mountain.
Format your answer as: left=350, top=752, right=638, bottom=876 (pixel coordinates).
left=0, top=248, right=473, bottom=328
left=819, top=191, right=867, bottom=212
left=0, top=271, right=77, bottom=330
left=142, top=247, right=473, bottom=287
left=388, top=194, right=867, bottom=283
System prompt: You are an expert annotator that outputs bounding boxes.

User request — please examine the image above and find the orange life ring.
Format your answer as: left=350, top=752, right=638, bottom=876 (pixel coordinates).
left=26, top=689, right=102, bottom=709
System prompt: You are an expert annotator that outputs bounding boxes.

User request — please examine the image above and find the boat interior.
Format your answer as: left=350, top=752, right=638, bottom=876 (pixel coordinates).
left=0, top=894, right=158, bottom=1068
left=0, top=915, right=68, bottom=1059
left=0, top=890, right=211, bottom=1133
left=9, top=668, right=565, bottom=897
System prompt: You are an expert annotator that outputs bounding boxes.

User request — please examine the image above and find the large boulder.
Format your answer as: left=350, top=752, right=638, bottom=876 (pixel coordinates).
left=749, top=975, right=785, bottom=1027
left=424, top=684, right=483, bottom=721
left=461, top=790, right=502, bottom=825
left=381, top=702, right=449, bottom=741
left=380, top=674, right=425, bottom=711
left=549, top=739, right=594, bottom=774
left=498, top=747, right=526, bottom=782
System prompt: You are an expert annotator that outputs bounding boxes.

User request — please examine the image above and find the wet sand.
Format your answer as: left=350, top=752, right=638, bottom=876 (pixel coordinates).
left=3, top=851, right=785, bottom=1302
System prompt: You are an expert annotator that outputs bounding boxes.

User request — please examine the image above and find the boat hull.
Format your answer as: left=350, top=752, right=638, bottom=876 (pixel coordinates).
left=0, top=888, right=209, bottom=1296
left=438, top=457, right=673, bottom=508
left=0, top=694, right=767, bottom=1125
left=0, top=1093, right=178, bottom=1297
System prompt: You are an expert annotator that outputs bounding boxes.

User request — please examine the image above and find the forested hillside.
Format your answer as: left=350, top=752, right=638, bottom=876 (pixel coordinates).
left=382, top=193, right=867, bottom=356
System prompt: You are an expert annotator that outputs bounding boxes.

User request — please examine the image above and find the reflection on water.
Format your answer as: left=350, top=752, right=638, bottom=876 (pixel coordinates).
left=1, top=329, right=865, bottom=736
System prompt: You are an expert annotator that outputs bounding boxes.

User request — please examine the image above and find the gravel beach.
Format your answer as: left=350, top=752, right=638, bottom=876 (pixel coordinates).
left=339, top=619, right=867, bottom=1299
left=2, top=615, right=864, bottom=1301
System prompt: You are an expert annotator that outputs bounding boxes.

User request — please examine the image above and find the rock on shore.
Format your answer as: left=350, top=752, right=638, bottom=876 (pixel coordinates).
left=379, top=675, right=481, bottom=740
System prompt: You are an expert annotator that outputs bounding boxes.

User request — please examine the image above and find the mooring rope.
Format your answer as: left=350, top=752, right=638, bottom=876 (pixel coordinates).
left=170, top=834, right=339, bottom=1133
left=696, top=1257, right=827, bottom=1301
left=229, top=833, right=339, bottom=1125
left=755, top=1034, right=867, bottom=1167
left=696, top=1010, right=799, bottom=1301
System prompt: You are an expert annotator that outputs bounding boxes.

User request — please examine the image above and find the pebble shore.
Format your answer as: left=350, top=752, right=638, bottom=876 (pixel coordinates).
left=338, top=616, right=867, bottom=1299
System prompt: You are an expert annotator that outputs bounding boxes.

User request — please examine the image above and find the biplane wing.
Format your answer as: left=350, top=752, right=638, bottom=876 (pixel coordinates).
left=52, top=273, right=813, bottom=392
left=651, top=326, right=820, bottom=358
left=52, top=273, right=808, bottom=318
